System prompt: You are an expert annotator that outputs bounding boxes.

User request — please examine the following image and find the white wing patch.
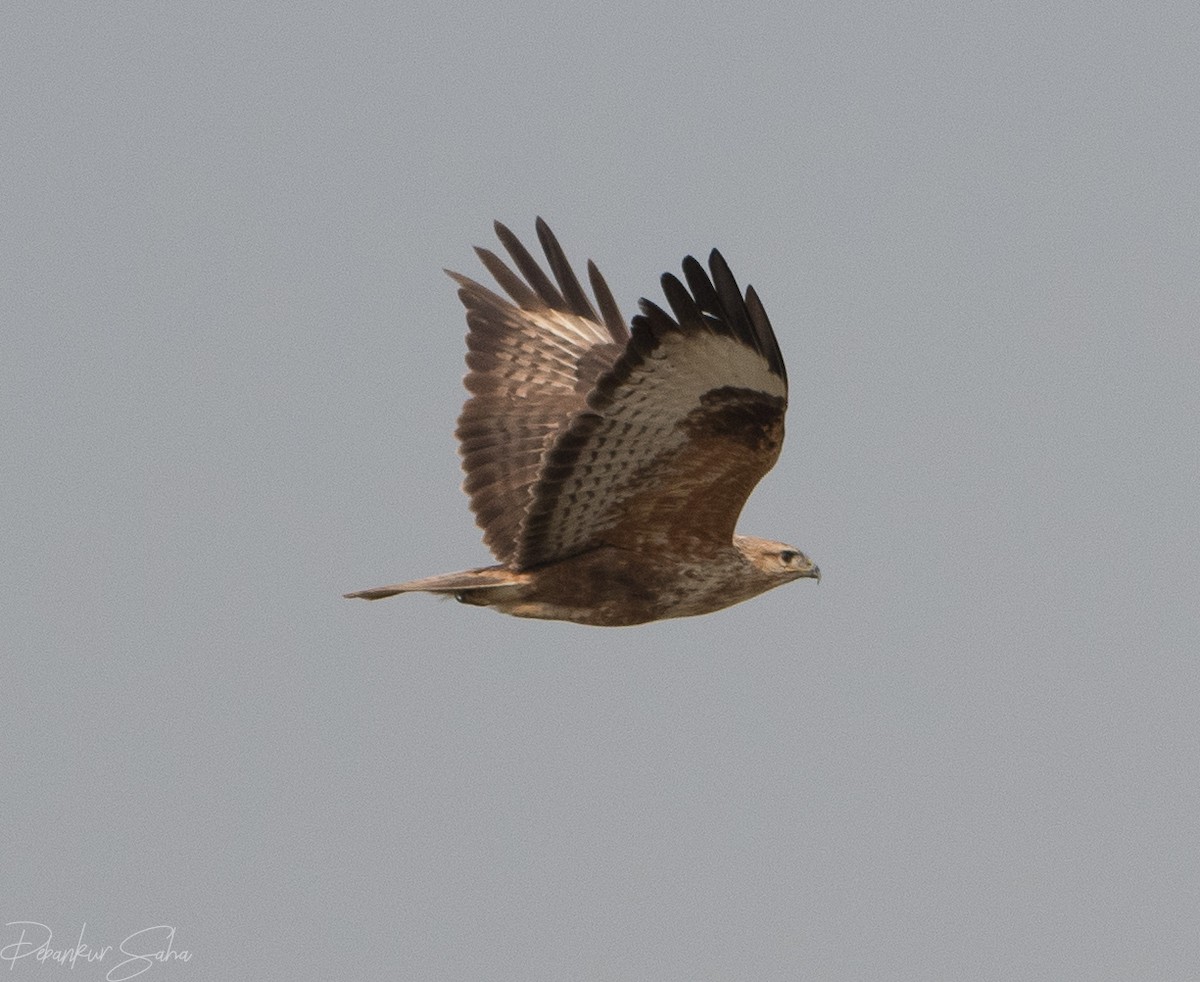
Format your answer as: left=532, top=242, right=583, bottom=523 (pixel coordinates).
left=625, top=331, right=786, bottom=416
left=537, top=309, right=614, bottom=349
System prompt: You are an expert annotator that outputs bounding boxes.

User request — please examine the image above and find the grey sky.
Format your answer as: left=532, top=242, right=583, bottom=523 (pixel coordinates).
left=4, top=1, right=1198, bottom=979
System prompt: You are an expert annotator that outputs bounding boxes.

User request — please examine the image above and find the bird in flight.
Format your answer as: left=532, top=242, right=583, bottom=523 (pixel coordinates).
left=345, top=219, right=819, bottom=626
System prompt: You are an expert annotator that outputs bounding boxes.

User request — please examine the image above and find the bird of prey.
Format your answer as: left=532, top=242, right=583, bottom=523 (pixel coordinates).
left=345, top=219, right=819, bottom=626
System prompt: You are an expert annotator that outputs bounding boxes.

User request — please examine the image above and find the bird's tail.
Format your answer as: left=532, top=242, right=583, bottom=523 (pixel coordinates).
left=343, top=565, right=526, bottom=601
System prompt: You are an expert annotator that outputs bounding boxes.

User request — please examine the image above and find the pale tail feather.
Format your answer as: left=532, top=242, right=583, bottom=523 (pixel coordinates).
left=343, top=566, right=524, bottom=601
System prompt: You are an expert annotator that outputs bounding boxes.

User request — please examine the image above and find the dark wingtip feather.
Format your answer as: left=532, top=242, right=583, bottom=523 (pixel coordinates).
left=473, top=219, right=632, bottom=347
left=468, top=248, right=540, bottom=309
left=630, top=247, right=788, bottom=390
left=588, top=260, right=629, bottom=343
left=535, top=218, right=599, bottom=322
left=446, top=267, right=520, bottom=314
left=660, top=271, right=705, bottom=327
left=707, top=249, right=786, bottom=385
left=632, top=298, right=679, bottom=343
left=706, top=250, right=753, bottom=337
left=681, top=255, right=719, bottom=314
left=494, top=220, right=566, bottom=309
left=744, top=284, right=786, bottom=385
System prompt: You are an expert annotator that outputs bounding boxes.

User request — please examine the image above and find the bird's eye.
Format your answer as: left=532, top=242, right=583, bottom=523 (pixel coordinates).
left=778, top=550, right=797, bottom=565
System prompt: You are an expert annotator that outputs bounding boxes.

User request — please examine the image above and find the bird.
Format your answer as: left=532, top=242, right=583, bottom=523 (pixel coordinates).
left=344, top=218, right=819, bottom=626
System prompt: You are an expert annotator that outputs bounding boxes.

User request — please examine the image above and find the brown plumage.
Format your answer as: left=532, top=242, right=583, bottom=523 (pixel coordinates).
left=345, top=219, right=819, bottom=626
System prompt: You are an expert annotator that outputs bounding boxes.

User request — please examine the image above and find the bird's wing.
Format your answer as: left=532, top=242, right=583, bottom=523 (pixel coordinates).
left=453, top=219, right=629, bottom=564
left=514, top=249, right=789, bottom=567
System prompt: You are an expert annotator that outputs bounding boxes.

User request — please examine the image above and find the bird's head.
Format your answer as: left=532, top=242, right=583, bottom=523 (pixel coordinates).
left=734, top=534, right=821, bottom=584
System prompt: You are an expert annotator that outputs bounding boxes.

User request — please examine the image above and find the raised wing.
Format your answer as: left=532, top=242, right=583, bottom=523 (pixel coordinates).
left=515, top=250, right=789, bottom=568
left=453, top=219, right=629, bottom=564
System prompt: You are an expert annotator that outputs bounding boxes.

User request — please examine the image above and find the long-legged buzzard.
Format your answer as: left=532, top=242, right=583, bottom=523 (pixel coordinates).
left=345, top=219, right=819, bottom=626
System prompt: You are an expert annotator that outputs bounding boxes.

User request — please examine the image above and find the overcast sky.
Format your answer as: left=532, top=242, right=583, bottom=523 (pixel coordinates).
left=4, top=1, right=1199, bottom=979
